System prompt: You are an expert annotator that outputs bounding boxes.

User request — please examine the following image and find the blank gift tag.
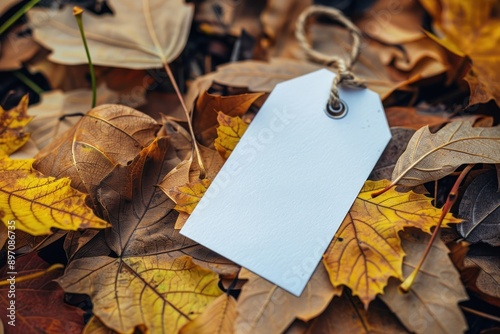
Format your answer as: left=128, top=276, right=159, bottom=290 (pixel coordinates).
left=181, top=69, right=391, bottom=296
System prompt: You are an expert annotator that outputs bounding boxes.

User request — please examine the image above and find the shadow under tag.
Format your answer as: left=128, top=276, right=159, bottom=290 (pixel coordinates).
left=181, top=69, right=391, bottom=296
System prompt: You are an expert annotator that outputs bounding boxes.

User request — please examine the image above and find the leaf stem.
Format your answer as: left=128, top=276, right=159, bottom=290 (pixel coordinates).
left=163, top=62, right=207, bottom=179
left=73, top=7, right=96, bottom=108
left=13, top=70, right=44, bottom=95
left=399, top=164, right=474, bottom=293
left=0, top=0, right=40, bottom=36
left=0, top=263, right=64, bottom=286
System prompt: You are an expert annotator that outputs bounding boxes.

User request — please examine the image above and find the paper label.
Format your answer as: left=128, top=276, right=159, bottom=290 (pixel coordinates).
left=181, top=69, right=391, bottom=296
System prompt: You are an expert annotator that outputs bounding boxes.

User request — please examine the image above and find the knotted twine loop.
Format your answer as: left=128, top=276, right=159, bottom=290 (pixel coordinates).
left=295, top=5, right=365, bottom=110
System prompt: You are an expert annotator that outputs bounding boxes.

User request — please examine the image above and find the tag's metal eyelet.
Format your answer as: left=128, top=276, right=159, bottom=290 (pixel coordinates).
left=325, top=100, right=348, bottom=119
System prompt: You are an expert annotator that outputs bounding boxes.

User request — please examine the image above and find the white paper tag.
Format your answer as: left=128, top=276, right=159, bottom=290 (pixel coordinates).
left=181, top=69, right=391, bottom=296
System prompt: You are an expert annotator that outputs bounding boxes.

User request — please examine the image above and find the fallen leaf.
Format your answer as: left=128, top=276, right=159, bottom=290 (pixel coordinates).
left=193, top=91, right=263, bottom=146
left=457, top=170, right=500, bottom=246
left=305, top=292, right=409, bottom=334
left=26, top=85, right=120, bottom=149
left=385, top=107, right=450, bottom=130
left=167, top=178, right=211, bottom=214
left=58, top=138, right=236, bottom=333
left=214, top=112, right=249, bottom=159
left=420, top=0, right=500, bottom=106
left=369, top=127, right=416, bottom=181
left=0, top=223, right=7, bottom=249
left=0, top=252, right=85, bottom=333
left=391, top=121, right=500, bottom=187
left=0, top=23, right=39, bottom=71
left=448, top=241, right=500, bottom=308
left=323, top=179, right=460, bottom=308
left=0, top=158, right=108, bottom=235
left=180, top=293, right=237, bottom=334
left=0, top=94, right=32, bottom=157
left=29, top=0, right=194, bottom=69
left=380, top=229, right=468, bottom=334
left=33, top=104, right=159, bottom=200
left=234, top=265, right=341, bottom=334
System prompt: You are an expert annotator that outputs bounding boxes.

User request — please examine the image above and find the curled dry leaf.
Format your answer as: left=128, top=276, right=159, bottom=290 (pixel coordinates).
left=323, top=179, right=460, bottom=308
left=391, top=121, right=500, bottom=187
left=0, top=158, right=108, bottom=235
left=179, top=294, right=237, bottom=334
left=385, top=107, right=450, bottom=130
left=33, top=104, right=159, bottom=201
left=235, top=265, right=341, bottom=334
left=457, top=170, right=500, bottom=246
left=83, top=316, right=118, bottom=334
left=0, top=23, right=39, bottom=71
left=380, top=229, right=468, bottom=334
left=29, top=0, right=194, bottom=68
left=0, top=253, right=85, bottom=333
left=0, top=94, right=32, bottom=157
left=214, top=112, right=249, bottom=160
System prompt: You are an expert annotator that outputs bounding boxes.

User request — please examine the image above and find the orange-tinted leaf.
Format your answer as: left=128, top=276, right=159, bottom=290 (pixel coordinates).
left=0, top=158, right=108, bottom=235
left=421, top=0, right=500, bottom=106
left=193, top=91, right=263, bottom=146
left=323, top=179, right=460, bottom=308
left=214, top=112, right=248, bottom=159
left=167, top=178, right=211, bottom=214
left=0, top=253, right=84, bottom=333
left=0, top=95, right=32, bottom=157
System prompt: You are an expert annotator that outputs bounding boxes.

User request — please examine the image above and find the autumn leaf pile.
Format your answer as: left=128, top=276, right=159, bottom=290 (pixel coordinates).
left=1, top=0, right=499, bottom=333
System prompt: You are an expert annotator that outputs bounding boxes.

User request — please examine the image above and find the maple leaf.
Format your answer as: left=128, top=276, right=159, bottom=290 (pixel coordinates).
left=0, top=158, right=108, bottom=235
left=34, top=104, right=159, bottom=201
left=391, top=121, right=500, bottom=188
left=214, top=112, right=249, bottom=160
left=0, top=253, right=84, bottom=333
left=29, top=0, right=194, bottom=69
left=421, top=0, right=500, bottom=106
left=234, top=265, right=341, bottom=334
left=58, top=138, right=237, bottom=333
left=0, top=95, right=33, bottom=157
left=380, top=229, right=468, bottom=334
left=180, top=294, right=237, bottom=334
left=323, top=179, right=460, bottom=308
left=167, top=178, right=211, bottom=214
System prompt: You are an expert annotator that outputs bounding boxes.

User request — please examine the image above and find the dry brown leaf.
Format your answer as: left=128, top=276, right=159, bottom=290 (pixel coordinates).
left=83, top=316, right=118, bottom=334
left=305, top=293, right=409, bottom=334
left=29, top=0, right=194, bottom=69
left=234, top=265, right=341, bottom=334
left=27, top=85, right=120, bottom=149
left=0, top=23, right=39, bottom=71
left=33, top=104, right=159, bottom=201
left=391, top=121, right=500, bottom=187
left=380, top=229, right=468, bottom=334
left=385, top=107, right=450, bottom=130
left=180, top=294, right=237, bottom=334
left=193, top=91, right=263, bottom=146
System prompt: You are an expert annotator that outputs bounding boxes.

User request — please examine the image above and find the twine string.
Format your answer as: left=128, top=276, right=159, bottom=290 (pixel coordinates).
left=295, top=5, right=365, bottom=109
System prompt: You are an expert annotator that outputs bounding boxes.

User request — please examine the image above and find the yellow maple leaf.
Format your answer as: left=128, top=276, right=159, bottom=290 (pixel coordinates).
left=167, top=178, right=211, bottom=214
left=0, top=158, right=109, bottom=235
left=0, top=95, right=33, bottom=157
left=214, top=111, right=249, bottom=160
left=421, top=0, right=500, bottom=106
left=323, top=179, right=460, bottom=308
